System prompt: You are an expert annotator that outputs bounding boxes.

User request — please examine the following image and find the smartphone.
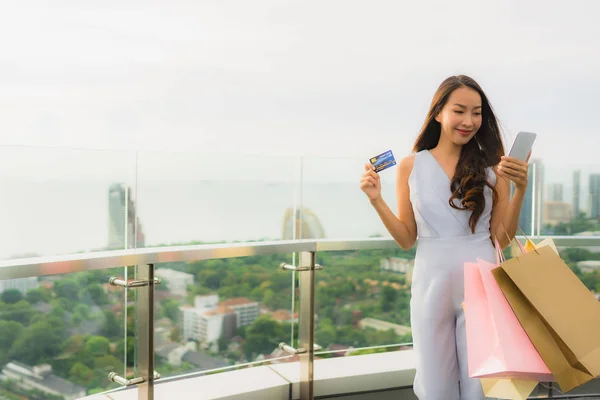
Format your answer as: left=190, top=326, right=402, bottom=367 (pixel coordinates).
left=508, top=131, right=537, bottom=161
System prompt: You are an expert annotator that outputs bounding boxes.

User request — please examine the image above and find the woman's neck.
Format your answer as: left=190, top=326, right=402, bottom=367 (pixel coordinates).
left=431, top=136, right=462, bottom=161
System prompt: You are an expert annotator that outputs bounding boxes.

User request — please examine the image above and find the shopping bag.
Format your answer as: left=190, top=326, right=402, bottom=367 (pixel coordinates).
left=462, top=302, right=539, bottom=399
left=463, top=240, right=552, bottom=381
left=492, top=237, right=600, bottom=392
left=480, top=378, right=539, bottom=400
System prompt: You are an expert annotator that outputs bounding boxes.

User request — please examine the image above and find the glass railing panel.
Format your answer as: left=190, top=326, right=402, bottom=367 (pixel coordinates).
left=0, top=146, right=137, bottom=260
left=0, top=267, right=128, bottom=399
left=299, top=156, right=397, bottom=240
left=135, top=151, right=298, bottom=248
left=313, top=247, right=413, bottom=361
left=151, top=253, right=297, bottom=386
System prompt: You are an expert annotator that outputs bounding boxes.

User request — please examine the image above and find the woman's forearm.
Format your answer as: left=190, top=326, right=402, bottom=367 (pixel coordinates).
left=497, top=187, right=526, bottom=248
left=370, top=197, right=415, bottom=250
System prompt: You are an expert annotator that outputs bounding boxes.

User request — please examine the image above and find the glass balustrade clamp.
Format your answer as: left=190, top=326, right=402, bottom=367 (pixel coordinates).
left=108, top=371, right=161, bottom=387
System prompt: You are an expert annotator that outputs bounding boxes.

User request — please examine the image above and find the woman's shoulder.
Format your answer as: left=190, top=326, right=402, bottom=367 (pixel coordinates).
left=398, top=153, right=417, bottom=174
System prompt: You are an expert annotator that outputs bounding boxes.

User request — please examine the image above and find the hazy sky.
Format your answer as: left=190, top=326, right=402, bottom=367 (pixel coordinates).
left=1, top=1, right=599, bottom=258
left=2, top=1, right=599, bottom=161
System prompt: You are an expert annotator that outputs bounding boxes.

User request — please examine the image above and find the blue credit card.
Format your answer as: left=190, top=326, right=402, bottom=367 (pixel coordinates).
left=369, top=150, right=396, bottom=173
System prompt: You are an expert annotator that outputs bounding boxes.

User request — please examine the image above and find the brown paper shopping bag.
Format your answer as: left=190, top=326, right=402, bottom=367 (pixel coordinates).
left=492, top=241, right=600, bottom=392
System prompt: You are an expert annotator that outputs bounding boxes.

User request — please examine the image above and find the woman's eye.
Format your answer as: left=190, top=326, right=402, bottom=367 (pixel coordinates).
left=454, top=111, right=463, bottom=114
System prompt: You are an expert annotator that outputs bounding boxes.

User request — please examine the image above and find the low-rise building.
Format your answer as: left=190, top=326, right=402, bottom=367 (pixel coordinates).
left=0, top=362, right=86, bottom=400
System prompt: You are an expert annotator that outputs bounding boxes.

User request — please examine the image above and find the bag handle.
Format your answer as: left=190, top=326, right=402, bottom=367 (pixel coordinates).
left=494, top=238, right=504, bottom=264
left=495, top=225, right=537, bottom=263
left=516, top=226, right=540, bottom=257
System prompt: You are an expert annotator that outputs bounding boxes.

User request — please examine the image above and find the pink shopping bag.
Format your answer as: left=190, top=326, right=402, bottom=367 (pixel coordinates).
left=463, top=239, right=553, bottom=381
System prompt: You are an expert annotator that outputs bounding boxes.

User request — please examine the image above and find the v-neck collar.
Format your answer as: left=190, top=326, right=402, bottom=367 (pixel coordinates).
left=425, top=150, right=453, bottom=182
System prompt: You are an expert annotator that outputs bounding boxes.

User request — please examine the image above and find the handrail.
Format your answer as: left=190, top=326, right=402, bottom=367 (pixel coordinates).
left=0, top=236, right=598, bottom=281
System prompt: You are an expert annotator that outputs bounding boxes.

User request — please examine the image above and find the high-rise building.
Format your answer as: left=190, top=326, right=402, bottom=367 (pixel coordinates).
left=543, top=202, right=572, bottom=226
left=282, top=207, right=326, bottom=239
left=546, top=183, right=563, bottom=202
left=108, top=183, right=145, bottom=249
left=589, top=174, right=600, bottom=220
left=517, top=159, right=544, bottom=235
left=573, top=170, right=581, bottom=217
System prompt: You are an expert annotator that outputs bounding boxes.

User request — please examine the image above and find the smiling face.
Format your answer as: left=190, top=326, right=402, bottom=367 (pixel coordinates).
left=435, top=86, right=482, bottom=147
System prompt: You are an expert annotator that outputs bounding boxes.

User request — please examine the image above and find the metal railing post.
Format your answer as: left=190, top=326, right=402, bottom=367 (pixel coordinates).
left=107, top=264, right=159, bottom=399
left=298, top=251, right=316, bottom=400
left=137, top=263, right=155, bottom=400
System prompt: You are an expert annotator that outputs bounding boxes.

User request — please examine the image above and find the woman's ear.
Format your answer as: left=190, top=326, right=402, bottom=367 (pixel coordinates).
left=434, top=112, right=441, bottom=123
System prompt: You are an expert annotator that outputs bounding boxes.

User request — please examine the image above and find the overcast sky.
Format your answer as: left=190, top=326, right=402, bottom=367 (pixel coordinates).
left=2, top=0, right=600, bottom=259
left=1, top=0, right=599, bottom=179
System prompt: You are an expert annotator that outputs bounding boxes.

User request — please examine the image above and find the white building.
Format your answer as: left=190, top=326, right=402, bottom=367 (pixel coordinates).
left=180, top=295, right=238, bottom=345
left=0, top=277, right=39, bottom=294
left=577, top=260, right=600, bottom=273
left=194, top=294, right=219, bottom=309
left=0, top=362, right=86, bottom=400
left=380, top=257, right=414, bottom=274
left=220, top=297, right=260, bottom=327
left=180, top=306, right=201, bottom=342
left=155, top=268, right=194, bottom=297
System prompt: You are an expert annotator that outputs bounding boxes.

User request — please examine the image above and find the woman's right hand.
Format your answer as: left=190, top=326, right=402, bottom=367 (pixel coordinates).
left=360, top=163, right=382, bottom=202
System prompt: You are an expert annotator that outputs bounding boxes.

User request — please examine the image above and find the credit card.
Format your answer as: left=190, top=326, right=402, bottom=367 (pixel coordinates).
left=369, top=150, right=396, bottom=173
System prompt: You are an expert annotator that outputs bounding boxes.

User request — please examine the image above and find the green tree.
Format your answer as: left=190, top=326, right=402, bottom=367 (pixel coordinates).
left=0, top=300, right=37, bottom=324
left=116, top=338, right=135, bottom=368
left=54, top=280, right=80, bottom=300
left=84, top=336, right=110, bottom=357
left=74, top=303, right=92, bottom=320
left=2, top=289, right=23, bottom=304
left=243, top=316, right=287, bottom=359
left=261, top=289, right=276, bottom=309
left=9, top=316, right=66, bottom=364
left=316, top=321, right=337, bottom=346
left=79, top=284, right=109, bottom=306
left=170, top=326, right=181, bottom=343
left=100, top=310, right=122, bottom=339
left=93, top=354, right=124, bottom=374
left=380, top=286, right=397, bottom=312
left=69, top=362, right=95, bottom=386
left=561, top=248, right=592, bottom=264
left=25, top=288, right=50, bottom=304
left=161, top=299, right=180, bottom=323
left=50, top=305, right=67, bottom=319
left=218, top=336, right=229, bottom=352
left=0, top=320, right=24, bottom=364
left=201, top=269, right=228, bottom=289
left=63, top=335, right=86, bottom=355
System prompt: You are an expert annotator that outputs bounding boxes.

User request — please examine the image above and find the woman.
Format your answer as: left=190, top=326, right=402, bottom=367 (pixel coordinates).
left=360, top=75, right=529, bottom=399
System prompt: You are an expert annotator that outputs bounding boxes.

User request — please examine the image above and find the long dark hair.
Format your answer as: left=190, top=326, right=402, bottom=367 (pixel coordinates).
left=413, top=75, right=505, bottom=233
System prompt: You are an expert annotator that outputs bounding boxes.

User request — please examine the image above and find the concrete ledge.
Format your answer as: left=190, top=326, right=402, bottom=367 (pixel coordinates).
left=81, top=351, right=416, bottom=400
left=83, top=365, right=291, bottom=400
left=269, top=350, right=416, bottom=399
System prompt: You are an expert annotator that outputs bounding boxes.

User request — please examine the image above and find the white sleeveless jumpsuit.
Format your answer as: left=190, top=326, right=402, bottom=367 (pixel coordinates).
left=409, top=150, right=497, bottom=400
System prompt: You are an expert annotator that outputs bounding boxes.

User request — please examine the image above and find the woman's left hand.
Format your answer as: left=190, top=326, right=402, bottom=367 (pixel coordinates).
left=497, top=154, right=530, bottom=192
